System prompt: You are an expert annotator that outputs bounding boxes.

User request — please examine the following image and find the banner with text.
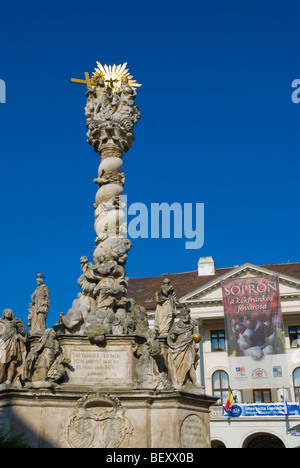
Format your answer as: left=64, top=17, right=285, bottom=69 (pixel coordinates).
left=223, top=403, right=300, bottom=418
left=221, top=275, right=289, bottom=389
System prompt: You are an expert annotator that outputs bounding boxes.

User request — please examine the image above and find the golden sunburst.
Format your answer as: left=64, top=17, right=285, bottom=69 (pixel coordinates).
left=90, top=62, right=142, bottom=93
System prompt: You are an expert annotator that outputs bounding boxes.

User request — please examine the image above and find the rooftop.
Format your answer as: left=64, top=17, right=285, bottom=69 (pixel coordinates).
left=127, top=262, right=300, bottom=310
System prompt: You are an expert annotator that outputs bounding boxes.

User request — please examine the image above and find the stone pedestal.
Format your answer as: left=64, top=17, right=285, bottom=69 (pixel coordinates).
left=0, top=388, right=215, bottom=448
left=0, top=335, right=216, bottom=448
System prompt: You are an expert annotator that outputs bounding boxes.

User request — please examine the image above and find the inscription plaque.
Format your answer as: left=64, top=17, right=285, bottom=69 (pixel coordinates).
left=180, top=414, right=208, bottom=448
left=69, top=349, right=130, bottom=385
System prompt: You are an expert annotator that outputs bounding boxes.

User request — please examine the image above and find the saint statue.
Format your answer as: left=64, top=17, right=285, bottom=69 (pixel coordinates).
left=167, top=306, right=200, bottom=389
left=133, top=330, right=171, bottom=390
left=154, top=278, right=177, bottom=336
left=22, top=328, right=61, bottom=386
left=0, top=309, right=28, bottom=385
left=28, top=274, right=50, bottom=335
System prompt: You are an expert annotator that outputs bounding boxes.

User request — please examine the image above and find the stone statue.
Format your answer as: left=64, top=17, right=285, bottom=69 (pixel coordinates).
left=96, top=277, right=121, bottom=310
left=57, top=294, right=86, bottom=335
left=0, top=309, right=28, bottom=386
left=28, top=273, right=50, bottom=335
left=84, top=308, right=116, bottom=344
left=133, top=330, right=171, bottom=390
left=22, top=328, right=66, bottom=388
left=94, top=196, right=127, bottom=243
left=154, top=278, right=177, bottom=336
left=94, top=237, right=132, bottom=267
left=125, top=299, right=149, bottom=336
left=77, top=256, right=101, bottom=304
left=47, top=355, right=70, bottom=384
left=60, top=253, right=127, bottom=336
left=85, top=76, right=141, bottom=155
left=166, top=306, right=200, bottom=389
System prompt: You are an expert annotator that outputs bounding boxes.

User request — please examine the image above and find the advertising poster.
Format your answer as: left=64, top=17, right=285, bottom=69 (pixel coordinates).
left=221, top=275, right=289, bottom=389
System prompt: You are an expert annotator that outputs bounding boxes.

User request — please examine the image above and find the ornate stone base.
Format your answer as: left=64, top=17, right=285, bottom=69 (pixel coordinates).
left=0, top=387, right=216, bottom=448
left=0, top=335, right=216, bottom=448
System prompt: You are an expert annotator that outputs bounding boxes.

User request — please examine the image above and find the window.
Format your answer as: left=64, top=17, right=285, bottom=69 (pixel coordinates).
left=211, top=330, right=226, bottom=351
left=293, top=368, right=300, bottom=403
left=288, top=326, right=300, bottom=347
left=253, top=389, right=272, bottom=403
left=212, top=370, right=229, bottom=405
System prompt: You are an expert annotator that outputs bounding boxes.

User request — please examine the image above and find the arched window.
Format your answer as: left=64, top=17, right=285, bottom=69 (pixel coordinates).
left=293, top=368, right=300, bottom=402
left=212, top=370, right=230, bottom=405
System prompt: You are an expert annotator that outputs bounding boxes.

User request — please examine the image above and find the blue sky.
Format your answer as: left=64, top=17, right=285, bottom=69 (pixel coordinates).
left=0, top=0, right=299, bottom=327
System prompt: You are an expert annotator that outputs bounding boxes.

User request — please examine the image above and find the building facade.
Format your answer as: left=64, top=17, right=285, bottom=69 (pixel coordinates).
left=128, top=258, right=300, bottom=448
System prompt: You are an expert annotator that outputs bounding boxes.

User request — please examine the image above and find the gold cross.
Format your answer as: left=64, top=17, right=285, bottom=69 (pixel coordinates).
left=71, top=72, right=91, bottom=87
left=104, top=77, right=119, bottom=88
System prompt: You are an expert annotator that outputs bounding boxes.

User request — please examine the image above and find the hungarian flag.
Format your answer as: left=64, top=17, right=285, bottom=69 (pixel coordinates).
left=225, top=388, right=232, bottom=412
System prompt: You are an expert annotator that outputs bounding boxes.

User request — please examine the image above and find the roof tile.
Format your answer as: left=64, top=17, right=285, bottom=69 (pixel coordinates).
left=127, top=262, right=300, bottom=310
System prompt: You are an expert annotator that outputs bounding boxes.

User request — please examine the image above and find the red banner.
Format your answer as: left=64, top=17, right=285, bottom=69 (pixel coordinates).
left=221, top=275, right=289, bottom=389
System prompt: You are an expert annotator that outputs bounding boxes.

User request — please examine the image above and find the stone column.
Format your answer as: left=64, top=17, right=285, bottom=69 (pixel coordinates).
left=60, top=65, right=141, bottom=336
left=83, top=68, right=141, bottom=315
